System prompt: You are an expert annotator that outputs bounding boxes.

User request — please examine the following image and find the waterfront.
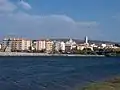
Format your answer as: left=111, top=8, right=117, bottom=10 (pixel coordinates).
left=0, top=57, right=120, bottom=90
left=0, top=52, right=105, bottom=57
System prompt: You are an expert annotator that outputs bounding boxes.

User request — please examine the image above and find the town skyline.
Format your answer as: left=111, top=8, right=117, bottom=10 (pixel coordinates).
left=0, top=35, right=119, bottom=44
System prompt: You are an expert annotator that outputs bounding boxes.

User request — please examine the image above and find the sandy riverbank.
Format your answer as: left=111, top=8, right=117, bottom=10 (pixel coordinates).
left=0, top=52, right=105, bottom=57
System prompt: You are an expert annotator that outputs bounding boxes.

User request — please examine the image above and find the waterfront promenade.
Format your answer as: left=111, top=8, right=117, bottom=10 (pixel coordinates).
left=0, top=52, right=105, bottom=57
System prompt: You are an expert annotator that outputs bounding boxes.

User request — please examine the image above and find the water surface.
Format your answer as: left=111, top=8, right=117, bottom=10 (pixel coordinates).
left=0, top=56, right=120, bottom=90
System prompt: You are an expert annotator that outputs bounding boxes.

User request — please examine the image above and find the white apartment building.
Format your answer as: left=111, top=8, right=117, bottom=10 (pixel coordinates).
left=36, top=40, right=46, bottom=51
left=22, top=39, right=31, bottom=50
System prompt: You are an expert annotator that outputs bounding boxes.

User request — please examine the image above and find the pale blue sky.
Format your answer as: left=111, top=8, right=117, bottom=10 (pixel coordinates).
left=0, top=0, right=120, bottom=41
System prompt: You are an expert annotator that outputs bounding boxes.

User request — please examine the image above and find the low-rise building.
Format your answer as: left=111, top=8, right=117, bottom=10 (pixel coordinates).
left=77, top=44, right=93, bottom=51
left=77, top=44, right=85, bottom=51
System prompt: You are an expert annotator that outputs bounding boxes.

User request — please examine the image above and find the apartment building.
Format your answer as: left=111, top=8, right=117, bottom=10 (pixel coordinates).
left=2, top=38, right=13, bottom=52
left=36, top=40, right=46, bottom=51
left=2, top=38, right=31, bottom=52
left=45, top=40, right=54, bottom=52
left=21, top=39, right=31, bottom=51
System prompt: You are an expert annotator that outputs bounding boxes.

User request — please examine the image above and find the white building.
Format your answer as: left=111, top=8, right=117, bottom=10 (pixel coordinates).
left=0, top=44, right=1, bottom=49
left=85, top=36, right=88, bottom=44
left=101, top=44, right=107, bottom=48
left=60, top=41, right=65, bottom=51
left=65, top=39, right=76, bottom=50
left=36, top=40, right=46, bottom=51
left=22, top=39, right=31, bottom=50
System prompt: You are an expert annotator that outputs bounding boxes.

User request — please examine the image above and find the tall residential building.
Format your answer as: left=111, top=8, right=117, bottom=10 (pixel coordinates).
left=2, top=38, right=31, bottom=51
left=36, top=40, right=46, bottom=51
left=11, top=38, right=22, bottom=51
left=2, top=38, right=13, bottom=52
left=21, top=39, right=31, bottom=51
left=45, top=40, right=54, bottom=52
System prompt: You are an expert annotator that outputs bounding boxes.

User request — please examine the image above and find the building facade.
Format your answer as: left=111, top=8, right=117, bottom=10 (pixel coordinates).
left=21, top=39, right=31, bottom=51
left=65, top=39, right=76, bottom=50
left=55, top=41, right=61, bottom=52
left=2, top=38, right=13, bottom=52
left=2, top=38, right=31, bottom=52
left=36, top=40, right=46, bottom=51
left=45, top=40, right=54, bottom=52
left=60, top=41, right=65, bottom=51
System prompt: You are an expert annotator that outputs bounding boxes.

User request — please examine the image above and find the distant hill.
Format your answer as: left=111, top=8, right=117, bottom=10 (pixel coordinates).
left=50, top=38, right=120, bottom=44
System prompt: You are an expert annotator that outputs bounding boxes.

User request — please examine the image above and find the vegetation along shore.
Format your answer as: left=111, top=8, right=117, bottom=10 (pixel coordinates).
left=76, top=77, right=120, bottom=90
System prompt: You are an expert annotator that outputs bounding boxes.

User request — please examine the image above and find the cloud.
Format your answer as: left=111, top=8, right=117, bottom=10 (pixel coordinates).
left=18, top=0, right=32, bottom=10
left=0, top=0, right=16, bottom=13
left=0, top=12, right=101, bottom=39
left=0, top=0, right=102, bottom=39
left=0, top=0, right=31, bottom=13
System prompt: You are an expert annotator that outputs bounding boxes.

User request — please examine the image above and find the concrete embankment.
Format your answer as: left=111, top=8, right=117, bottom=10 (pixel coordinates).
left=0, top=52, right=105, bottom=57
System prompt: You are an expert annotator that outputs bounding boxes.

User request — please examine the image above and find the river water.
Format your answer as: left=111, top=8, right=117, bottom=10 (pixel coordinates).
left=0, top=56, right=120, bottom=90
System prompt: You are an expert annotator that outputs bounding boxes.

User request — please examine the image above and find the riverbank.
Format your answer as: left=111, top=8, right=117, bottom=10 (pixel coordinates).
left=78, top=77, right=120, bottom=90
left=0, top=52, right=105, bottom=57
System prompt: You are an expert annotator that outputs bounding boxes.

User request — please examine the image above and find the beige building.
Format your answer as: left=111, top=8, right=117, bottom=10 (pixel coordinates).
left=45, top=40, right=54, bottom=52
left=11, top=38, right=22, bottom=51
left=2, top=38, right=31, bottom=52
left=77, top=44, right=85, bottom=51
left=77, top=44, right=93, bottom=51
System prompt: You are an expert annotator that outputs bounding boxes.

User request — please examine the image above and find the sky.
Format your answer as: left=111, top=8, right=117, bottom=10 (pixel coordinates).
left=0, top=0, right=120, bottom=41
